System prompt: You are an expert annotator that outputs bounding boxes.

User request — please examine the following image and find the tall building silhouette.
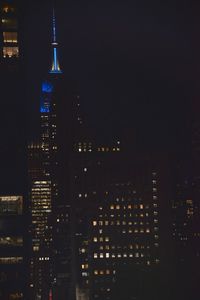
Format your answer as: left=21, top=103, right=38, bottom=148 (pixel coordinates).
left=0, top=2, right=27, bottom=299
left=28, top=7, right=64, bottom=300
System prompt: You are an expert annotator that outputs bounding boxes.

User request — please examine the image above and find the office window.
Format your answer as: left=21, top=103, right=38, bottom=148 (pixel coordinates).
left=9, top=292, right=23, bottom=299
left=0, top=196, right=22, bottom=215
left=0, top=237, right=23, bottom=246
left=2, top=5, right=15, bottom=13
left=3, top=46, right=19, bottom=58
left=0, top=257, right=23, bottom=264
left=3, top=31, right=18, bottom=43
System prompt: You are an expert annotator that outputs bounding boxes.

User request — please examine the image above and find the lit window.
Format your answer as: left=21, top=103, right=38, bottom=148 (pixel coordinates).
left=106, top=253, right=110, bottom=258
left=81, top=264, right=88, bottom=269
left=2, top=6, right=15, bottom=13
left=93, top=221, right=97, bottom=226
left=3, top=31, right=18, bottom=43
left=0, top=195, right=22, bottom=215
left=0, top=236, right=23, bottom=246
left=0, top=257, right=23, bottom=264
left=33, top=246, right=39, bottom=252
left=3, top=46, right=19, bottom=58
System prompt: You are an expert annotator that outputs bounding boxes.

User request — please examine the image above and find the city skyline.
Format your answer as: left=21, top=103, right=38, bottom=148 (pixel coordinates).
left=0, top=1, right=198, bottom=300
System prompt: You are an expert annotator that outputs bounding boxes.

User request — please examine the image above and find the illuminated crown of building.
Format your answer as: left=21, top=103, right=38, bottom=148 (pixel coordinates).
left=50, top=7, right=62, bottom=74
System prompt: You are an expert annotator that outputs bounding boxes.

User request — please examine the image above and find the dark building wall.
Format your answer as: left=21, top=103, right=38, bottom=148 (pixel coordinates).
left=0, top=2, right=28, bottom=299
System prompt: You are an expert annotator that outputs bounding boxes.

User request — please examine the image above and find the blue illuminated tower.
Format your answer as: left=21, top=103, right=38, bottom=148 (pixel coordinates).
left=49, top=7, right=62, bottom=74
left=29, top=6, right=63, bottom=300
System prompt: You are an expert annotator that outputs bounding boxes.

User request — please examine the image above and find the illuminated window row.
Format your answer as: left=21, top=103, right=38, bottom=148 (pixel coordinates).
left=94, top=269, right=112, bottom=275
left=93, top=220, right=151, bottom=226
left=39, top=257, right=50, bottom=261
left=93, top=252, right=147, bottom=259
left=0, top=257, right=23, bottom=264
left=97, top=244, right=148, bottom=250
left=110, top=204, right=145, bottom=210
left=0, top=237, right=23, bottom=246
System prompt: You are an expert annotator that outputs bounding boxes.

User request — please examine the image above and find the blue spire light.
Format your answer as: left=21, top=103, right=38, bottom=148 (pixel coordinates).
left=49, top=6, right=62, bottom=74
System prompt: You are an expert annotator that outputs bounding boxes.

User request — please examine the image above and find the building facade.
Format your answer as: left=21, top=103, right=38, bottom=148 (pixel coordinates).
left=0, top=195, right=25, bottom=300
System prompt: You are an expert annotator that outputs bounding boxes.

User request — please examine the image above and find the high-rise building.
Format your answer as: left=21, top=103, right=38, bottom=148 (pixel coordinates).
left=0, top=2, right=27, bottom=299
left=28, top=142, right=53, bottom=300
left=0, top=0, right=24, bottom=189
left=28, top=7, right=74, bottom=300
left=72, top=145, right=171, bottom=300
left=0, top=195, right=25, bottom=300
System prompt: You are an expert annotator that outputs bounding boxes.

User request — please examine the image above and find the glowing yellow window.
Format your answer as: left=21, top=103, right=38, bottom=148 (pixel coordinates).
left=3, top=46, right=19, bottom=58
left=3, top=31, right=18, bottom=43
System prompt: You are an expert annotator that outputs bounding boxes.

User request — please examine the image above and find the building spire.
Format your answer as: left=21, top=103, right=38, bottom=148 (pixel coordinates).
left=50, top=4, right=62, bottom=74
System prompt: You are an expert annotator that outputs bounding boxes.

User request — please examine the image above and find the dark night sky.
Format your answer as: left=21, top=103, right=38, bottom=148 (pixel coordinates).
left=22, top=0, right=194, bottom=150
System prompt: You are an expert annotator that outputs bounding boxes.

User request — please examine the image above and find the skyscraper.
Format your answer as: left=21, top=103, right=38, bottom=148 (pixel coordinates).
left=28, top=8, right=63, bottom=300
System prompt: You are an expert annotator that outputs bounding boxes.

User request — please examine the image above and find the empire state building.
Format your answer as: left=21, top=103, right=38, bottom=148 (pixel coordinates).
left=28, top=7, right=72, bottom=300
